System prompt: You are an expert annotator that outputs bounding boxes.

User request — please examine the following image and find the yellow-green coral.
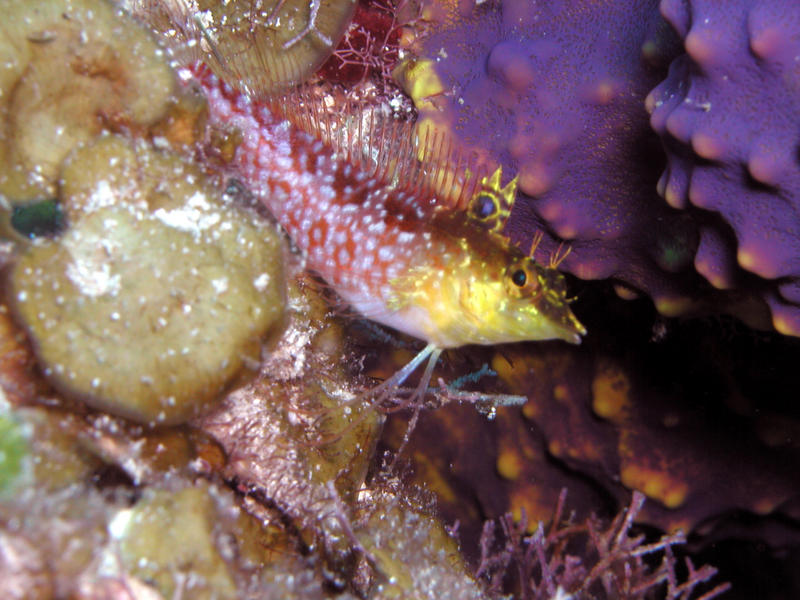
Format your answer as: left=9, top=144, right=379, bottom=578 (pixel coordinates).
left=111, top=484, right=239, bottom=600
left=9, top=135, right=285, bottom=423
left=0, top=0, right=175, bottom=203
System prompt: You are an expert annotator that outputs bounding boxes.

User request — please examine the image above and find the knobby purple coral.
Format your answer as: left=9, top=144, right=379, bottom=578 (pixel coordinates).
left=648, top=0, right=800, bottom=335
left=402, top=0, right=708, bottom=314
left=403, top=0, right=800, bottom=335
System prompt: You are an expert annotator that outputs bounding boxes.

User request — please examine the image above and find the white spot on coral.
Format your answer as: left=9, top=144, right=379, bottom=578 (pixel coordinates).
left=87, top=180, right=121, bottom=211
left=65, top=242, right=122, bottom=298
left=253, top=272, right=271, bottom=291
left=153, top=192, right=221, bottom=234
left=108, top=508, right=134, bottom=540
left=211, top=277, right=229, bottom=294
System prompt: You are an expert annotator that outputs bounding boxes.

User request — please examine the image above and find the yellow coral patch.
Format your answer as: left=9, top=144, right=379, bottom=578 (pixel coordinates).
left=621, top=464, right=689, bottom=509
left=753, top=496, right=781, bottom=516
left=491, top=352, right=516, bottom=385
left=553, top=383, right=569, bottom=402
left=591, top=365, right=631, bottom=422
left=653, top=295, right=695, bottom=317
left=772, top=311, right=800, bottom=337
left=411, top=451, right=460, bottom=507
left=509, top=484, right=547, bottom=534
left=496, top=449, right=523, bottom=481
left=548, top=439, right=562, bottom=458
left=570, top=439, right=602, bottom=463
left=522, top=401, right=540, bottom=420
left=396, top=59, right=445, bottom=108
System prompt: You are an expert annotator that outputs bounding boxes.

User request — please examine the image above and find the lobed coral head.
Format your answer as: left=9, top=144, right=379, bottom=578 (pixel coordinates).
left=648, top=0, right=800, bottom=335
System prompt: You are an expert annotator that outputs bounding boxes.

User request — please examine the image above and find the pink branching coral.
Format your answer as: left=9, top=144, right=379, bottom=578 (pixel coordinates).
left=476, top=490, right=731, bottom=600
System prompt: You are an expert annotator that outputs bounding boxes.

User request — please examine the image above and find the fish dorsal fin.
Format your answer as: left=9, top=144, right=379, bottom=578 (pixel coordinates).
left=465, top=167, right=518, bottom=233
left=128, top=1, right=501, bottom=216
left=273, top=87, right=412, bottom=185
left=125, top=0, right=356, bottom=93
left=270, top=86, right=490, bottom=213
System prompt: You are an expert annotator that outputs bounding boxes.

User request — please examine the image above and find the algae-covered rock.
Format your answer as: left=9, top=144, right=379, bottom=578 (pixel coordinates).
left=0, top=463, right=316, bottom=600
left=199, top=274, right=384, bottom=582
left=0, top=393, right=110, bottom=496
left=0, top=0, right=175, bottom=203
left=0, top=245, right=497, bottom=599
left=8, top=135, right=285, bottom=424
left=0, top=396, right=115, bottom=494
left=355, top=490, right=488, bottom=600
left=0, top=531, right=53, bottom=600
left=111, top=483, right=238, bottom=600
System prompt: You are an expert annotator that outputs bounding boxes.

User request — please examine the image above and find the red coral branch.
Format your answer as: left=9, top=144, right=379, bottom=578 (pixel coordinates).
left=319, top=0, right=420, bottom=87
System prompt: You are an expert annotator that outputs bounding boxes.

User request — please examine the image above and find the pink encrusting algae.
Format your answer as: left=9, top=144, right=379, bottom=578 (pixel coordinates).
left=183, top=62, right=585, bottom=390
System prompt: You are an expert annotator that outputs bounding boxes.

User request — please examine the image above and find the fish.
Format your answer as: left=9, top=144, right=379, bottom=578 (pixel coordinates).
left=183, top=62, right=585, bottom=400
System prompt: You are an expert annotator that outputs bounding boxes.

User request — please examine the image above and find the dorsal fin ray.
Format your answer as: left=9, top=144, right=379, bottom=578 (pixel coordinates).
left=267, top=85, right=497, bottom=213
left=128, top=0, right=516, bottom=218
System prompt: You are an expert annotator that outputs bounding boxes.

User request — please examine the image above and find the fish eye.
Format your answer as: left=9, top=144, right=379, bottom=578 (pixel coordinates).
left=472, top=194, right=497, bottom=219
left=507, top=262, right=542, bottom=296
left=511, top=268, right=527, bottom=287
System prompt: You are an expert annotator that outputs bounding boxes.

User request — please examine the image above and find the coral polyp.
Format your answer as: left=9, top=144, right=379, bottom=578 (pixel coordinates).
left=0, top=0, right=176, bottom=203
left=9, top=133, right=286, bottom=424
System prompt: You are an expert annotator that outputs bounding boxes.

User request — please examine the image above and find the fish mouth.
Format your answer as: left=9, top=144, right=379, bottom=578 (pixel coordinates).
left=539, top=268, right=585, bottom=344
left=534, top=300, right=585, bottom=344
left=559, top=310, right=587, bottom=344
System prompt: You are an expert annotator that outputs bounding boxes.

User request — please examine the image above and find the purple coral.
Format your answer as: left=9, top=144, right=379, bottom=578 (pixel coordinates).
left=648, top=0, right=800, bottom=335
left=411, top=0, right=800, bottom=333
left=413, top=0, right=712, bottom=314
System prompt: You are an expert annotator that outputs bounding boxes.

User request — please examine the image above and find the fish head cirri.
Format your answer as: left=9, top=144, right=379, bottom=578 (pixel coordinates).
left=386, top=174, right=586, bottom=349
